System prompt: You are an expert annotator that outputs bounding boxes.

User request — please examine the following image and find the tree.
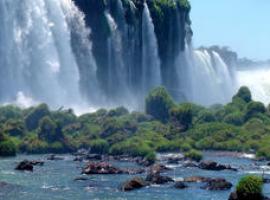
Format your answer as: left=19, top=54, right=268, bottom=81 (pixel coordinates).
left=145, top=87, right=175, bottom=123
left=25, top=104, right=50, bottom=131
left=233, top=86, right=252, bottom=103
left=38, top=116, right=63, bottom=143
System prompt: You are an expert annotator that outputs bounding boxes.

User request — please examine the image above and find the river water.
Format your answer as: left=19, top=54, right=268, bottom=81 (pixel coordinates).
left=0, top=152, right=269, bottom=200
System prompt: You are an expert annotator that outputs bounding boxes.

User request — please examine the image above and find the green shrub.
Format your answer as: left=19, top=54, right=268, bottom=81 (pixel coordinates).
left=25, top=104, right=50, bottom=131
left=223, top=111, right=244, bottom=126
left=236, top=175, right=263, bottom=198
left=108, top=107, right=129, bottom=117
left=0, top=140, right=16, bottom=156
left=245, top=101, right=266, bottom=121
left=184, top=149, right=202, bottom=162
left=233, top=86, right=252, bottom=103
left=38, top=116, right=59, bottom=142
left=90, top=139, right=109, bottom=154
left=196, top=110, right=216, bottom=124
left=145, top=151, right=156, bottom=164
left=145, top=87, right=175, bottom=123
left=170, top=103, right=192, bottom=131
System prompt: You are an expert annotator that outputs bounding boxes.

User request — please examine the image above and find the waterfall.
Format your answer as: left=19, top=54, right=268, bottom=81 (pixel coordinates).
left=186, top=49, right=236, bottom=106
left=237, top=67, right=270, bottom=105
left=142, top=3, right=161, bottom=95
left=0, top=0, right=98, bottom=109
left=0, top=0, right=247, bottom=111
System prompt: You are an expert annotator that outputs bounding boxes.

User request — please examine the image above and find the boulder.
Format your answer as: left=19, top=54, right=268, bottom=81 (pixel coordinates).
left=174, top=182, right=188, bottom=189
left=201, top=178, right=232, bottom=190
left=82, top=162, right=123, bottom=175
left=145, top=173, right=174, bottom=184
left=82, top=162, right=144, bottom=175
left=120, top=177, right=148, bottom=191
left=145, top=164, right=173, bottom=184
left=228, top=191, right=270, bottom=200
left=182, top=161, right=198, bottom=168
left=199, top=160, right=237, bottom=171
left=15, top=160, right=34, bottom=171
left=184, top=176, right=212, bottom=183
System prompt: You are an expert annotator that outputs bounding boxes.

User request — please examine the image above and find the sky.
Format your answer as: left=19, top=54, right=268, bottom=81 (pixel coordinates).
left=189, top=0, right=270, bottom=60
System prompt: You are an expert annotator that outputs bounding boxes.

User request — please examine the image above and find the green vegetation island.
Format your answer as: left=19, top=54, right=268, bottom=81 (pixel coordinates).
left=0, top=86, right=269, bottom=161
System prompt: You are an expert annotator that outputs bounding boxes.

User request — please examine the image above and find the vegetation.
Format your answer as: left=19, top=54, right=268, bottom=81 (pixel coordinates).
left=0, top=86, right=270, bottom=162
left=236, top=175, right=263, bottom=198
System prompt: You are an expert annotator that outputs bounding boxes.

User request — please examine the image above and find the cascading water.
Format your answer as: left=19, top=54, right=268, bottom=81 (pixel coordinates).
left=0, top=0, right=98, bottom=110
left=186, top=49, right=236, bottom=106
left=142, top=3, right=161, bottom=95
left=2, top=0, right=261, bottom=112
left=237, top=66, right=270, bottom=105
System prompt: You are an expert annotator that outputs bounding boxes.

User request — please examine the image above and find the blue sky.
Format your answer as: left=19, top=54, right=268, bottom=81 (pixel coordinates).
left=189, top=0, right=270, bottom=60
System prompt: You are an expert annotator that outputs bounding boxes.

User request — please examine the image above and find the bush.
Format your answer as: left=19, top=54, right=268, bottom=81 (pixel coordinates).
left=184, top=149, right=202, bottom=162
left=0, top=140, right=16, bottom=156
left=25, top=104, right=50, bottom=131
left=89, top=139, right=109, bottom=154
left=233, top=86, right=252, bottom=103
left=223, top=112, right=244, bottom=126
left=145, top=87, right=175, bottom=123
left=145, top=151, right=156, bottom=164
left=245, top=101, right=266, bottom=121
left=196, top=110, right=216, bottom=124
left=236, top=175, right=263, bottom=198
left=170, top=103, right=192, bottom=131
left=38, top=116, right=63, bottom=142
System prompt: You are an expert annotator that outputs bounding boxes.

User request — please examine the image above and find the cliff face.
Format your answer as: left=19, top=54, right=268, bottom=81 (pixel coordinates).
left=74, top=0, right=192, bottom=101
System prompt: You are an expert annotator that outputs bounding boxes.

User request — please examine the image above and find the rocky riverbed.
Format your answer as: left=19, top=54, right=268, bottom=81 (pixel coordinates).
left=0, top=152, right=270, bottom=200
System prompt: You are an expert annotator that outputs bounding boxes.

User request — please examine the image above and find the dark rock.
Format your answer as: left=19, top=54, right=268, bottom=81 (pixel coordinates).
left=174, top=181, right=188, bottom=189
left=85, top=154, right=102, bottom=160
left=199, top=160, right=237, bottom=171
left=184, top=176, right=212, bottom=183
left=30, top=160, right=44, bottom=166
left=149, top=164, right=171, bottom=174
left=182, top=161, right=198, bottom=168
left=145, top=164, right=174, bottom=184
left=145, top=173, right=174, bottom=184
left=228, top=191, right=270, bottom=200
left=82, top=162, right=123, bottom=175
left=15, top=160, right=34, bottom=171
left=120, top=177, right=148, bottom=191
left=73, top=148, right=91, bottom=156
left=82, top=162, right=144, bottom=175
left=73, top=156, right=84, bottom=162
left=201, top=178, right=232, bottom=190
left=74, top=176, right=89, bottom=181
left=47, top=154, right=64, bottom=161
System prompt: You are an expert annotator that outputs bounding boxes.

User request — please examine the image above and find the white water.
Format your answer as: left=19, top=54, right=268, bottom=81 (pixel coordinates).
left=185, top=49, right=236, bottom=106
left=0, top=0, right=96, bottom=111
left=1, top=0, right=269, bottom=112
left=142, top=3, right=161, bottom=94
left=237, top=67, right=270, bottom=105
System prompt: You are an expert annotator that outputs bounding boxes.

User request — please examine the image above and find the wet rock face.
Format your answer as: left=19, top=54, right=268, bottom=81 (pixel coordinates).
left=120, top=177, right=149, bottom=191
left=199, top=160, right=237, bottom=171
